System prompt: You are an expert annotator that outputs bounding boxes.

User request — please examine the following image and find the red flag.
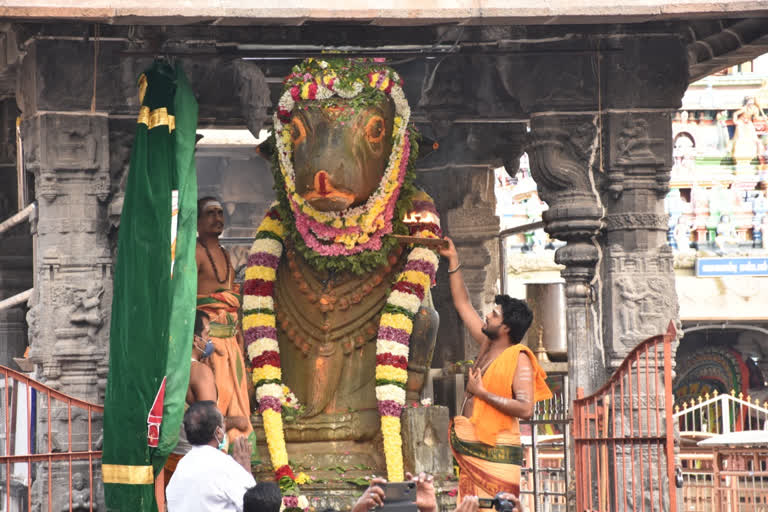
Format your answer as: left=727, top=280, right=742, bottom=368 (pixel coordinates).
left=147, top=377, right=167, bottom=447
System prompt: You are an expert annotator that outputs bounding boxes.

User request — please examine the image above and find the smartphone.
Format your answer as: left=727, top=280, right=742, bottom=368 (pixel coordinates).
left=379, top=481, right=417, bottom=512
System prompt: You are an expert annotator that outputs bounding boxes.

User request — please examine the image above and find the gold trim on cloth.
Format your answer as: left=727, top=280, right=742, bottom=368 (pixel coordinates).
left=138, top=74, right=148, bottom=104
left=136, top=106, right=176, bottom=133
left=102, top=464, right=154, bottom=485
left=209, top=322, right=237, bottom=339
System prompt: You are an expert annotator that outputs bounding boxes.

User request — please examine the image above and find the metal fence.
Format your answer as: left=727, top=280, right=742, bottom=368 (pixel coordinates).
left=573, top=322, right=678, bottom=512
left=712, top=448, right=768, bottom=511
left=675, top=392, right=768, bottom=512
left=675, top=391, right=768, bottom=436
left=0, top=365, right=103, bottom=511
left=520, top=372, right=570, bottom=512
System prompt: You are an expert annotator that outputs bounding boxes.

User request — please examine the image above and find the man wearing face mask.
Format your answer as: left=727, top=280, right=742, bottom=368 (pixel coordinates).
left=167, top=401, right=256, bottom=512
left=163, top=310, right=217, bottom=484
left=438, top=238, right=552, bottom=509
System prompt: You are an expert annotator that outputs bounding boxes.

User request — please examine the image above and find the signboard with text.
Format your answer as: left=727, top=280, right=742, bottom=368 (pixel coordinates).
left=696, top=257, right=768, bottom=277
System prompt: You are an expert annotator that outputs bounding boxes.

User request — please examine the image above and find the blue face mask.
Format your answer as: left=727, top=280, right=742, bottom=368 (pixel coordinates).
left=195, top=337, right=214, bottom=360
left=217, top=429, right=228, bottom=451
left=200, top=340, right=214, bottom=360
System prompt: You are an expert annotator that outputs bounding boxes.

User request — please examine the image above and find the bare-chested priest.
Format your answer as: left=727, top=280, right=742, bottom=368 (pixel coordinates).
left=439, top=237, right=551, bottom=507
left=196, top=196, right=253, bottom=450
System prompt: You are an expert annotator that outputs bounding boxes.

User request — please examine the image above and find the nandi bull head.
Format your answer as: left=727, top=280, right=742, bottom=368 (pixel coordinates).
left=265, top=58, right=421, bottom=271
left=291, top=97, right=395, bottom=212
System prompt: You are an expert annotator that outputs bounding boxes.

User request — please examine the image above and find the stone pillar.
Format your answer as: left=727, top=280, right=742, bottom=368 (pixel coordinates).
left=443, top=167, right=500, bottom=361
left=502, top=33, right=687, bottom=511
left=418, top=163, right=500, bottom=365
left=600, top=35, right=688, bottom=368
left=415, top=120, right=525, bottom=365
left=598, top=36, right=688, bottom=512
left=416, top=53, right=527, bottom=365
left=18, top=37, right=112, bottom=511
left=527, top=114, right=605, bottom=399
left=0, top=97, right=32, bottom=369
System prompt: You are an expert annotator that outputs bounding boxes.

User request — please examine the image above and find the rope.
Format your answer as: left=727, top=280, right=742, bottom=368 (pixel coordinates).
left=91, top=24, right=100, bottom=112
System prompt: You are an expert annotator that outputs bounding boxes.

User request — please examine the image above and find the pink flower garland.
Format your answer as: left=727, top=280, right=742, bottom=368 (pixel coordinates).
left=290, top=134, right=411, bottom=256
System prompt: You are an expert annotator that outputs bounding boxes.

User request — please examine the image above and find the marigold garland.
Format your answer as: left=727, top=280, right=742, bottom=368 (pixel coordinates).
left=244, top=59, right=443, bottom=494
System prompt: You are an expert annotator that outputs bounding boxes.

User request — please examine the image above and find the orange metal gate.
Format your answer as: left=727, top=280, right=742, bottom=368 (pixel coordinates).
left=0, top=364, right=102, bottom=511
left=573, top=322, right=678, bottom=512
left=712, top=447, right=768, bottom=511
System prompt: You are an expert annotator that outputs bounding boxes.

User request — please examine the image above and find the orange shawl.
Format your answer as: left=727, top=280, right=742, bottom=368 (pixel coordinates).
left=470, top=344, right=552, bottom=446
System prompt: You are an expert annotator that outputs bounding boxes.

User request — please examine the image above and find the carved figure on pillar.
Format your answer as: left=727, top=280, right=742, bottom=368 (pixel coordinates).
left=616, top=277, right=648, bottom=339
left=68, top=472, right=92, bottom=512
left=70, top=283, right=104, bottom=327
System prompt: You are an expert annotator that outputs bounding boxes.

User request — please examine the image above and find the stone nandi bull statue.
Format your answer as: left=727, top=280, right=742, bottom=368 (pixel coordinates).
left=243, top=59, right=441, bottom=489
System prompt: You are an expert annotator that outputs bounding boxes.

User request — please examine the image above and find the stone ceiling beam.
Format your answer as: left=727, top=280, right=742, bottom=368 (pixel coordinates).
left=687, top=17, right=768, bottom=81
left=2, top=1, right=768, bottom=26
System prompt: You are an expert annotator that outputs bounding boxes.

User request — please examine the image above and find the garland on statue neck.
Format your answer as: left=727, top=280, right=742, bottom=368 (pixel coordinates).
left=244, top=198, right=440, bottom=489
left=243, top=59, right=442, bottom=497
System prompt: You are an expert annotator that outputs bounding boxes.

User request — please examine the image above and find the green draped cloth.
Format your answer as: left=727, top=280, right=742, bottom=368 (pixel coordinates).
left=103, top=60, right=198, bottom=511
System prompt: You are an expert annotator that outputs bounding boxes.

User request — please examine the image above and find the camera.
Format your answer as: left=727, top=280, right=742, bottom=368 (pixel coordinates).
left=478, top=492, right=517, bottom=512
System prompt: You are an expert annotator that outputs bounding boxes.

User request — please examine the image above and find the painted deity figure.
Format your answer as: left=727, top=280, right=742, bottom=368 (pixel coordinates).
left=707, top=184, right=731, bottom=245
left=674, top=217, right=692, bottom=252
left=753, top=181, right=768, bottom=248
left=243, top=59, right=442, bottom=485
left=665, top=189, right=687, bottom=248
left=716, top=110, right=730, bottom=153
left=732, top=97, right=766, bottom=166
left=715, top=214, right=738, bottom=253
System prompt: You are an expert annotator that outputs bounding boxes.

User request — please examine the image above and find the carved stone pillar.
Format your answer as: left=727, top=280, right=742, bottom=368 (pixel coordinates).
left=527, top=114, right=605, bottom=398
left=444, top=169, right=501, bottom=361
left=600, top=35, right=688, bottom=367
left=418, top=162, right=500, bottom=365
left=597, top=37, right=687, bottom=512
left=505, top=33, right=687, bottom=511
left=20, top=111, right=112, bottom=403
left=417, top=53, right=527, bottom=365
left=415, top=120, right=525, bottom=365
left=18, top=37, right=112, bottom=511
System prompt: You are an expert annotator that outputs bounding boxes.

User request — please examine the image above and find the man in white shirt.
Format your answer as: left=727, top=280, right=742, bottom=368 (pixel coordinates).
left=167, top=400, right=256, bottom=512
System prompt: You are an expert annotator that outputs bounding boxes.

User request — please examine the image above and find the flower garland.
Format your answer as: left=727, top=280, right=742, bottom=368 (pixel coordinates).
left=245, top=201, right=441, bottom=486
left=375, top=244, right=439, bottom=481
left=242, top=209, right=304, bottom=507
left=244, top=59, right=443, bottom=491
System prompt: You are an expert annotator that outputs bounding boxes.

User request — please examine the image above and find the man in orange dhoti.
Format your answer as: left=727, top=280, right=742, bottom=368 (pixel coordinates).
left=196, top=290, right=253, bottom=442
left=439, top=238, right=552, bottom=506
left=197, top=197, right=254, bottom=448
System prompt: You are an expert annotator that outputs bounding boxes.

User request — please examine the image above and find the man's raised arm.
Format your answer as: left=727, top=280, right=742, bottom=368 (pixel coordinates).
left=438, top=237, right=487, bottom=346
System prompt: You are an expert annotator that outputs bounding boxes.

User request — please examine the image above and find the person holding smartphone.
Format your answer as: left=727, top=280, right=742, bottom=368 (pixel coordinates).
left=352, top=473, right=524, bottom=512
left=438, top=238, right=551, bottom=508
